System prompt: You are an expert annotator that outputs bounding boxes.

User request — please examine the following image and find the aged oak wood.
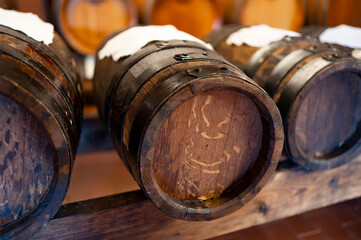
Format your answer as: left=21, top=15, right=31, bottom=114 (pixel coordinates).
left=206, top=27, right=361, bottom=171
left=93, top=33, right=284, bottom=220
left=0, top=25, right=82, bottom=239
left=33, top=152, right=361, bottom=239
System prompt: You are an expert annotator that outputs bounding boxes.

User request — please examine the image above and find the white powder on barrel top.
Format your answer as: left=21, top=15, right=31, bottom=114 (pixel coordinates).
left=98, top=25, right=213, bottom=61
left=0, top=8, right=54, bottom=45
left=226, top=24, right=300, bottom=47
left=319, top=24, right=361, bottom=50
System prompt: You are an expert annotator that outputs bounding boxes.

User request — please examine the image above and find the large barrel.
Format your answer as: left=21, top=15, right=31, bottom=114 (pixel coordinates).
left=220, top=0, right=305, bottom=31
left=0, top=11, right=82, bottom=239
left=306, top=0, right=361, bottom=27
left=93, top=25, right=283, bottom=220
left=51, top=0, right=136, bottom=55
left=206, top=26, right=361, bottom=170
left=134, top=0, right=221, bottom=39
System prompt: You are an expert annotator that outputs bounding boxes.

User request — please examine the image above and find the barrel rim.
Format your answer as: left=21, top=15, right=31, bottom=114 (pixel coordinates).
left=0, top=76, right=72, bottom=238
left=138, top=75, right=284, bottom=220
left=286, top=58, right=361, bottom=171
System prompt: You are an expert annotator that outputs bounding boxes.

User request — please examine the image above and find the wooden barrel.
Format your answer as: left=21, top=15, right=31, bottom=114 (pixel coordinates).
left=51, top=0, right=136, bottom=55
left=0, top=22, right=82, bottom=238
left=306, top=0, right=361, bottom=27
left=135, top=0, right=221, bottom=39
left=207, top=28, right=361, bottom=170
left=221, top=0, right=305, bottom=31
left=93, top=26, right=283, bottom=220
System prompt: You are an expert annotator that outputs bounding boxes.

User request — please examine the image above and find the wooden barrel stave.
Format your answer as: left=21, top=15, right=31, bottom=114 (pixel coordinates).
left=94, top=37, right=284, bottom=220
left=0, top=25, right=81, bottom=238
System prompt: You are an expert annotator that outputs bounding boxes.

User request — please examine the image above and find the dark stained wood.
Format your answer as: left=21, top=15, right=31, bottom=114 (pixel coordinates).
left=299, top=25, right=361, bottom=60
left=93, top=34, right=284, bottom=220
left=0, top=25, right=81, bottom=239
left=207, top=27, right=361, bottom=171
left=305, top=0, right=361, bottom=27
left=153, top=89, right=262, bottom=200
left=33, top=153, right=361, bottom=239
left=0, top=94, right=54, bottom=226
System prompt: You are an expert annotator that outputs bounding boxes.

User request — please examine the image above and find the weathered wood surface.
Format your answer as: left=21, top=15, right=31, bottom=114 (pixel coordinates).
left=33, top=153, right=361, bottom=239
left=0, top=24, right=82, bottom=239
left=93, top=37, right=284, bottom=220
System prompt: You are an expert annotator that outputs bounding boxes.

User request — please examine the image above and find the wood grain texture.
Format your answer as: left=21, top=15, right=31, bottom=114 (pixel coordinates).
left=153, top=89, right=263, bottom=200
left=0, top=94, right=54, bottom=226
left=93, top=38, right=284, bottom=220
left=33, top=153, right=361, bottom=240
left=0, top=25, right=81, bottom=239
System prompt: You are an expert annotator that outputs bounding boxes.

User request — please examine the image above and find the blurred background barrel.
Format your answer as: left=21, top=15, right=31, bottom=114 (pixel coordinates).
left=51, top=0, right=136, bottom=55
left=305, top=0, right=361, bottom=27
left=299, top=25, right=361, bottom=59
left=134, top=0, right=221, bottom=39
left=206, top=26, right=361, bottom=170
left=0, top=19, right=82, bottom=238
left=220, top=0, right=305, bottom=31
left=93, top=26, right=283, bottom=220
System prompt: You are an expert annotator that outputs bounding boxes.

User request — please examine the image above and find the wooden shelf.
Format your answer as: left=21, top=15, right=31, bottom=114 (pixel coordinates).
left=32, top=118, right=361, bottom=239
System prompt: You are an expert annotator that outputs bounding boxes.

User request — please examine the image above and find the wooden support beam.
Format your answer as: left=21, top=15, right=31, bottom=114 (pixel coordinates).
left=33, top=154, right=361, bottom=239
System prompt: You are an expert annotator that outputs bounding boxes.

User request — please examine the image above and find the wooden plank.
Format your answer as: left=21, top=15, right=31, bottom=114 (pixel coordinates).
left=33, top=154, right=361, bottom=239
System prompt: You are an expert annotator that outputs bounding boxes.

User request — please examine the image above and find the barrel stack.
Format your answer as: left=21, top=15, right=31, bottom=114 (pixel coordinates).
left=205, top=25, right=361, bottom=171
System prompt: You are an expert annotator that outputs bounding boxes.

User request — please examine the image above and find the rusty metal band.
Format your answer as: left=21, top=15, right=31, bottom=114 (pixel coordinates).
left=245, top=40, right=287, bottom=79
left=276, top=57, right=331, bottom=121
left=264, top=49, right=314, bottom=97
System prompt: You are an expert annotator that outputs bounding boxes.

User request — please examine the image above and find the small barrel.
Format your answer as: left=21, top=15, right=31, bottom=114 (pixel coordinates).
left=0, top=13, right=82, bottom=239
left=306, top=0, right=361, bottom=27
left=93, top=26, right=283, bottom=220
left=51, top=0, right=137, bottom=55
left=134, top=0, right=221, bottom=39
left=207, top=27, right=361, bottom=170
left=221, top=0, right=305, bottom=31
